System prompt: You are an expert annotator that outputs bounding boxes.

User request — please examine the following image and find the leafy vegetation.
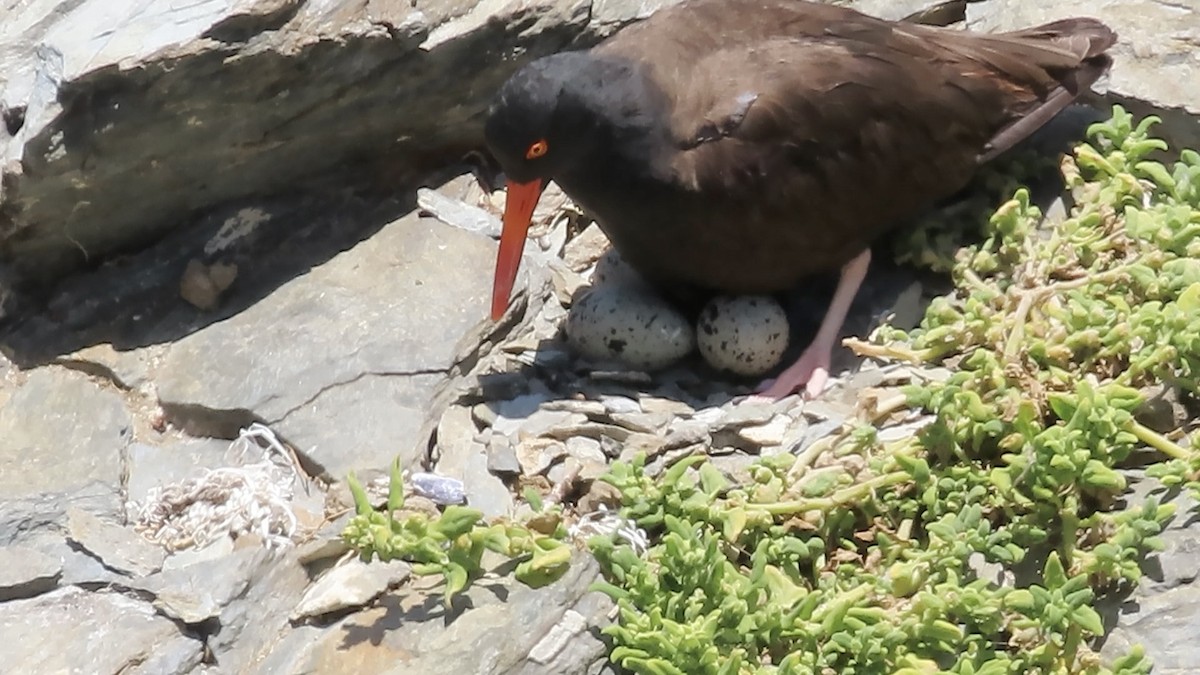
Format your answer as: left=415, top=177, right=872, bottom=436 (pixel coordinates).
left=343, top=107, right=1199, bottom=674
left=341, top=460, right=573, bottom=604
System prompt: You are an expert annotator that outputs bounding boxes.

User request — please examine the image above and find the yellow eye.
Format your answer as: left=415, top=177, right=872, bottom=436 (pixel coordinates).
left=525, top=139, right=549, bottom=160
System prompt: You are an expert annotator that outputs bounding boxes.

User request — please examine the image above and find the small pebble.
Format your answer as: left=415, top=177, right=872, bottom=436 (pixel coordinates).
left=565, top=436, right=607, bottom=464
left=486, top=434, right=522, bottom=475
left=516, top=438, right=568, bottom=476
left=600, top=395, right=642, bottom=416
left=737, top=414, right=792, bottom=447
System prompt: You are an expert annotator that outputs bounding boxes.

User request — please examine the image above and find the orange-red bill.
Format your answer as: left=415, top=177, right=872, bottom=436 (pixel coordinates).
left=490, top=178, right=544, bottom=320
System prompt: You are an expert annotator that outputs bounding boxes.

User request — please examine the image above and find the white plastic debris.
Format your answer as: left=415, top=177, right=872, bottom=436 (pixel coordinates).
left=569, top=505, right=649, bottom=555
left=128, top=423, right=303, bottom=551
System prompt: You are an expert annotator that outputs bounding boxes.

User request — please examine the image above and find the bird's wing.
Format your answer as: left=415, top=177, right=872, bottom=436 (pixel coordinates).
left=599, top=0, right=1111, bottom=185
left=620, top=3, right=1112, bottom=237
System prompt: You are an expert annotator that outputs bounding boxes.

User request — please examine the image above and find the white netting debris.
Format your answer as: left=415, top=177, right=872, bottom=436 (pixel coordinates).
left=129, top=423, right=303, bottom=551
left=569, top=505, right=649, bottom=556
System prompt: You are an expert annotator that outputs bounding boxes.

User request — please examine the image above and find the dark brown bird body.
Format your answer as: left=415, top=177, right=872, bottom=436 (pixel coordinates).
left=484, top=0, right=1115, bottom=396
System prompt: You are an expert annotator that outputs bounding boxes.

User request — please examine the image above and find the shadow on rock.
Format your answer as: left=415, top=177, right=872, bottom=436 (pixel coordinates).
left=0, top=170, right=470, bottom=367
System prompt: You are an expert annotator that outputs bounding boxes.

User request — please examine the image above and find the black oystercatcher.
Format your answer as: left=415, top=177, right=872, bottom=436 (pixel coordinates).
left=484, top=0, right=1115, bottom=398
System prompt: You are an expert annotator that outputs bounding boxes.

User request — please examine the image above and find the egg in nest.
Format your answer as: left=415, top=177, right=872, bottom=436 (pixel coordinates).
left=696, top=295, right=789, bottom=376
left=590, top=247, right=648, bottom=290
left=565, top=285, right=695, bottom=371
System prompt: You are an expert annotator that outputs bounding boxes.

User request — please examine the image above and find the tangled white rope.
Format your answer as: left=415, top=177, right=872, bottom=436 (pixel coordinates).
left=129, top=423, right=303, bottom=551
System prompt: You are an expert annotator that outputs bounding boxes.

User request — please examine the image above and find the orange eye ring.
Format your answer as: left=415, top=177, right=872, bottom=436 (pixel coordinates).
left=525, top=139, right=549, bottom=160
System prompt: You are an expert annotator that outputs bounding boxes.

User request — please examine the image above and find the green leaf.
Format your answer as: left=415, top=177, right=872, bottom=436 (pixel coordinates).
left=662, top=454, right=706, bottom=486
left=894, top=454, right=931, bottom=484
left=1004, top=589, right=1036, bottom=614
left=443, top=562, right=468, bottom=602
left=619, top=656, right=686, bottom=675
left=1043, top=552, right=1068, bottom=588
left=434, top=506, right=484, bottom=540
left=588, top=579, right=632, bottom=601
left=515, top=545, right=572, bottom=589
left=1178, top=282, right=1200, bottom=313
left=387, top=457, right=405, bottom=513
left=1048, top=393, right=1077, bottom=421
left=922, top=619, right=964, bottom=644
left=1072, top=605, right=1106, bottom=635
left=478, top=525, right=511, bottom=554
left=699, top=462, right=729, bottom=496
left=1136, top=161, right=1177, bottom=192
left=524, top=487, right=545, bottom=513
left=1081, top=460, right=1127, bottom=492
left=346, top=472, right=374, bottom=517
left=722, top=507, right=748, bottom=542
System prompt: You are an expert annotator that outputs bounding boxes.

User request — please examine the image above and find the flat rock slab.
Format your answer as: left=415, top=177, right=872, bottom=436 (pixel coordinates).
left=67, top=506, right=166, bottom=577
left=0, top=545, right=62, bottom=601
left=256, top=551, right=612, bottom=674
left=0, top=368, right=130, bottom=499
left=0, top=0, right=674, bottom=285
left=0, top=481, right=129, bottom=586
left=0, top=586, right=204, bottom=674
left=156, top=213, right=495, bottom=477
left=130, top=545, right=302, bottom=627
left=292, top=557, right=413, bottom=621
left=1101, top=585, right=1200, bottom=673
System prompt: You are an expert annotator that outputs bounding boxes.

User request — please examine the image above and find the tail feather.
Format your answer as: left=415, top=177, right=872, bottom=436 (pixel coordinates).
left=912, top=16, right=1117, bottom=162
left=1000, top=18, right=1117, bottom=60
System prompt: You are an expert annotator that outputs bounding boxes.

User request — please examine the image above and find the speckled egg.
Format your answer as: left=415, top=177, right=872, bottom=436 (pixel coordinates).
left=696, top=295, right=790, bottom=376
left=590, top=248, right=649, bottom=290
left=566, top=285, right=695, bottom=370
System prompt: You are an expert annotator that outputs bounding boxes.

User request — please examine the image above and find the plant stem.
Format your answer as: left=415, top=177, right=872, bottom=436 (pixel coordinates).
left=1129, top=420, right=1192, bottom=460
left=845, top=338, right=931, bottom=364
left=759, top=472, right=911, bottom=515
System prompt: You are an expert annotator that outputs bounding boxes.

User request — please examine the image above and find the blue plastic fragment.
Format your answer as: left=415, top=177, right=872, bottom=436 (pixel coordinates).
left=410, top=472, right=467, bottom=505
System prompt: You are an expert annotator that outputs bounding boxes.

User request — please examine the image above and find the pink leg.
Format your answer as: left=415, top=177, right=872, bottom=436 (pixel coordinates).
left=756, top=249, right=871, bottom=399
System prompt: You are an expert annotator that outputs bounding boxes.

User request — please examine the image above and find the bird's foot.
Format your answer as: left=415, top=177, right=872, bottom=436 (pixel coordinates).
left=754, top=341, right=832, bottom=400
left=753, top=248, right=872, bottom=401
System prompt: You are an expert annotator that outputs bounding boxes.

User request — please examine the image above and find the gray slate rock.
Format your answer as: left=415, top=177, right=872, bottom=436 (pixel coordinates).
left=1101, top=585, right=1200, bottom=673
left=292, top=557, right=413, bottom=621
left=255, top=551, right=613, bottom=675
left=0, top=480, right=123, bottom=546
left=0, top=481, right=130, bottom=586
left=66, top=506, right=166, bottom=577
left=0, top=368, right=130, bottom=499
left=1096, top=473, right=1200, bottom=671
left=435, top=406, right=514, bottom=518
left=0, top=586, right=204, bottom=674
left=199, top=545, right=311, bottom=672
left=487, top=433, right=524, bottom=476
left=0, top=545, right=62, bottom=601
left=156, top=214, right=495, bottom=477
left=0, top=0, right=679, bottom=286
left=129, top=545, right=289, bottom=625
